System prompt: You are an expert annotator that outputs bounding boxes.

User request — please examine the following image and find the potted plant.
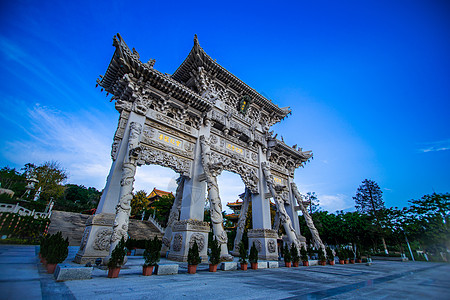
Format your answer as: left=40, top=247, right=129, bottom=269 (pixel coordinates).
left=39, top=234, right=51, bottom=266
left=238, top=242, right=248, bottom=270
left=344, top=249, right=350, bottom=264
left=284, top=245, right=292, bottom=267
left=249, top=242, right=258, bottom=270
left=318, top=247, right=326, bottom=266
left=326, top=247, right=335, bottom=265
left=107, top=237, right=127, bottom=278
left=356, top=250, right=362, bottom=263
left=307, top=245, right=315, bottom=260
left=300, top=245, right=309, bottom=266
left=291, top=243, right=300, bottom=267
left=209, top=239, right=221, bottom=272
left=45, top=232, right=69, bottom=274
left=337, top=248, right=345, bottom=264
left=187, top=241, right=201, bottom=274
left=143, top=236, right=162, bottom=276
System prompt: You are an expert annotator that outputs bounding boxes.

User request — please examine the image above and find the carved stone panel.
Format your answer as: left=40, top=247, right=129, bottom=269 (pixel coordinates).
left=93, top=228, right=113, bottom=251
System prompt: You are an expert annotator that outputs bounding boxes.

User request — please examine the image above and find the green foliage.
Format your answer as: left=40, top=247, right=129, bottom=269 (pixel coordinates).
left=143, top=236, right=162, bottom=267
left=300, top=245, right=308, bottom=261
left=238, top=242, right=248, bottom=264
left=187, top=241, right=201, bottom=265
left=307, top=245, right=315, bottom=257
left=209, top=238, right=221, bottom=265
left=108, top=237, right=127, bottom=268
left=45, top=232, right=69, bottom=264
left=283, top=244, right=291, bottom=263
left=318, top=247, right=326, bottom=262
left=131, top=190, right=149, bottom=217
left=26, top=161, right=68, bottom=203
left=54, top=184, right=101, bottom=213
left=0, top=167, right=26, bottom=196
left=0, top=213, right=50, bottom=243
left=249, top=242, right=258, bottom=263
left=290, top=243, right=300, bottom=263
left=326, top=247, right=334, bottom=261
left=152, top=195, right=175, bottom=226
left=304, top=192, right=320, bottom=214
left=336, top=248, right=346, bottom=260
left=125, top=238, right=150, bottom=249
left=353, top=179, right=385, bottom=215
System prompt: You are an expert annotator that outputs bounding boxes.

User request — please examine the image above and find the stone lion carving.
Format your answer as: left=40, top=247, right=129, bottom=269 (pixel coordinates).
left=93, top=228, right=113, bottom=251
left=189, top=233, right=205, bottom=252
left=267, top=239, right=276, bottom=253
left=173, top=234, right=183, bottom=252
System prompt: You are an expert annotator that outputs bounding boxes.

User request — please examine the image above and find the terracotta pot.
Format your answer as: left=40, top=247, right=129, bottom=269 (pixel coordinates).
left=319, top=261, right=326, bottom=266
left=302, top=261, right=309, bottom=266
left=187, top=264, right=197, bottom=274
left=126, top=251, right=131, bottom=256
left=293, top=261, right=299, bottom=267
left=329, top=260, right=335, bottom=265
left=356, top=259, right=362, bottom=263
left=108, top=267, right=121, bottom=278
left=339, top=260, right=345, bottom=264
left=42, top=258, right=47, bottom=266
left=350, top=259, right=355, bottom=264
left=142, top=265, right=154, bottom=276
left=46, top=263, right=57, bottom=274
left=344, top=260, right=349, bottom=264
left=209, top=264, right=217, bottom=272
left=285, top=262, right=291, bottom=268
left=240, top=263, right=248, bottom=270
left=251, top=262, right=258, bottom=270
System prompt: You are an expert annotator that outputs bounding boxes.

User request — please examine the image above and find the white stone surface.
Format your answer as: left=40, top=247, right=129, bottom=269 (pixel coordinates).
left=220, top=262, right=237, bottom=271
left=155, top=263, right=178, bottom=275
left=257, top=261, right=268, bottom=269
left=54, top=264, right=93, bottom=281
left=267, top=261, right=279, bottom=268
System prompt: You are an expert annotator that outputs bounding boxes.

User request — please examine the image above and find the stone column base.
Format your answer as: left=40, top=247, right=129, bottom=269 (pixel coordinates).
left=248, top=228, right=279, bottom=261
left=74, top=213, right=115, bottom=264
left=167, top=219, right=210, bottom=262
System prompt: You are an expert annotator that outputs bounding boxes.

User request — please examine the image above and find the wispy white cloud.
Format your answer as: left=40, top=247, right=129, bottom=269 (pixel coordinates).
left=319, top=194, right=353, bottom=213
left=419, top=139, right=450, bottom=153
left=2, top=104, right=112, bottom=189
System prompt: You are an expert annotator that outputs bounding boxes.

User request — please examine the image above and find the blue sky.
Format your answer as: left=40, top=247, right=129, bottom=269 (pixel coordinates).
left=1, top=0, right=449, bottom=213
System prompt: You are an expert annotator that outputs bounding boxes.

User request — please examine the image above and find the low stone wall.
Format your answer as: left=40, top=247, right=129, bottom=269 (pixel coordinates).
left=48, top=210, right=163, bottom=246
left=371, top=256, right=408, bottom=262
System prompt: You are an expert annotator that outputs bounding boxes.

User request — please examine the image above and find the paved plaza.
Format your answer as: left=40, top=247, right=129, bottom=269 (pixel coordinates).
left=1, top=245, right=449, bottom=299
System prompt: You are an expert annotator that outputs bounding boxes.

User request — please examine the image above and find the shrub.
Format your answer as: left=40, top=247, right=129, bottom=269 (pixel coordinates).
left=209, top=238, right=221, bottom=265
left=238, top=242, right=248, bottom=264
left=187, top=241, right=201, bottom=265
left=300, top=245, right=308, bottom=261
left=46, top=232, right=69, bottom=264
left=291, top=243, right=300, bottom=263
left=284, top=245, right=291, bottom=263
left=143, top=236, right=162, bottom=267
left=108, top=237, right=127, bottom=268
left=318, top=247, right=326, bottom=262
left=249, top=242, right=258, bottom=263
left=326, top=247, right=334, bottom=261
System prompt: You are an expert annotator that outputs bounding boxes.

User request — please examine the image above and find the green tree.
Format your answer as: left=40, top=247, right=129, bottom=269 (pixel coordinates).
left=0, top=167, right=26, bottom=196
left=26, top=161, right=68, bottom=203
left=152, top=194, right=175, bottom=226
left=131, top=190, right=149, bottom=217
left=304, top=192, right=320, bottom=214
left=54, top=184, right=101, bottom=212
left=353, top=179, right=388, bottom=254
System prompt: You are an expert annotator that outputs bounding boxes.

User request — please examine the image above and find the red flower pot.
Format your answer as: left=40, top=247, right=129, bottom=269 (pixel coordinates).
left=302, top=261, right=309, bottom=266
left=350, top=259, right=355, bottom=264
left=46, top=263, right=57, bottom=274
left=285, top=262, right=291, bottom=268
left=320, top=261, right=327, bottom=266
left=344, top=260, right=349, bottom=264
left=240, top=263, right=248, bottom=270
left=339, top=260, right=345, bottom=264
left=356, top=259, right=362, bottom=263
left=251, top=262, right=258, bottom=270
left=293, top=261, right=299, bottom=267
left=142, top=265, right=154, bottom=276
left=209, top=264, right=218, bottom=272
left=108, top=267, right=121, bottom=278
left=187, top=264, right=197, bottom=274
left=329, top=260, right=335, bottom=265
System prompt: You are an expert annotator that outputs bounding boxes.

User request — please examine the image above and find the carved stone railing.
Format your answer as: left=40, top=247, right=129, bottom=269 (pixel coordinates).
left=0, top=203, right=52, bottom=219
left=147, top=215, right=165, bottom=234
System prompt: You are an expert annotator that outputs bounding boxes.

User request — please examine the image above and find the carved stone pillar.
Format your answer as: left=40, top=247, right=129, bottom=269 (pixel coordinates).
left=291, top=182, right=325, bottom=252
left=231, top=189, right=250, bottom=256
left=161, top=176, right=186, bottom=253
left=199, top=135, right=232, bottom=261
left=248, top=229, right=278, bottom=261
left=167, top=219, right=210, bottom=262
left=262, top=162, right=302, bottom=252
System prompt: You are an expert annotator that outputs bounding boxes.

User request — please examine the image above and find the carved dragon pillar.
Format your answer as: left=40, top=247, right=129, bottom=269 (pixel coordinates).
left=161, top=176, right=186, bottom=253
left=261, top=162, right=302, bottom=252
left=199, top=135, right=233, bottom=261
left=291, top=182, right=326, bottom=253
left=231, top=188, right=251, bottom=256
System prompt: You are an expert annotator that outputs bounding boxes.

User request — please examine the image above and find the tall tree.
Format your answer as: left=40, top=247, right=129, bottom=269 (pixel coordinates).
left=25, top=161, right=68, bottom=202
left=303, top=192, right=320, bottom=214
left=353, top=179, right=388, bottom=253
left=131, top=190, right=149, bottom=217
left=0, top=167, right=26, bottom=196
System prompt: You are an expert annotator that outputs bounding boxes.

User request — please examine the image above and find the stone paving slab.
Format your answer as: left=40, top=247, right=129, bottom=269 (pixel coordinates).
left=1, top=245, right=449, bottom=300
